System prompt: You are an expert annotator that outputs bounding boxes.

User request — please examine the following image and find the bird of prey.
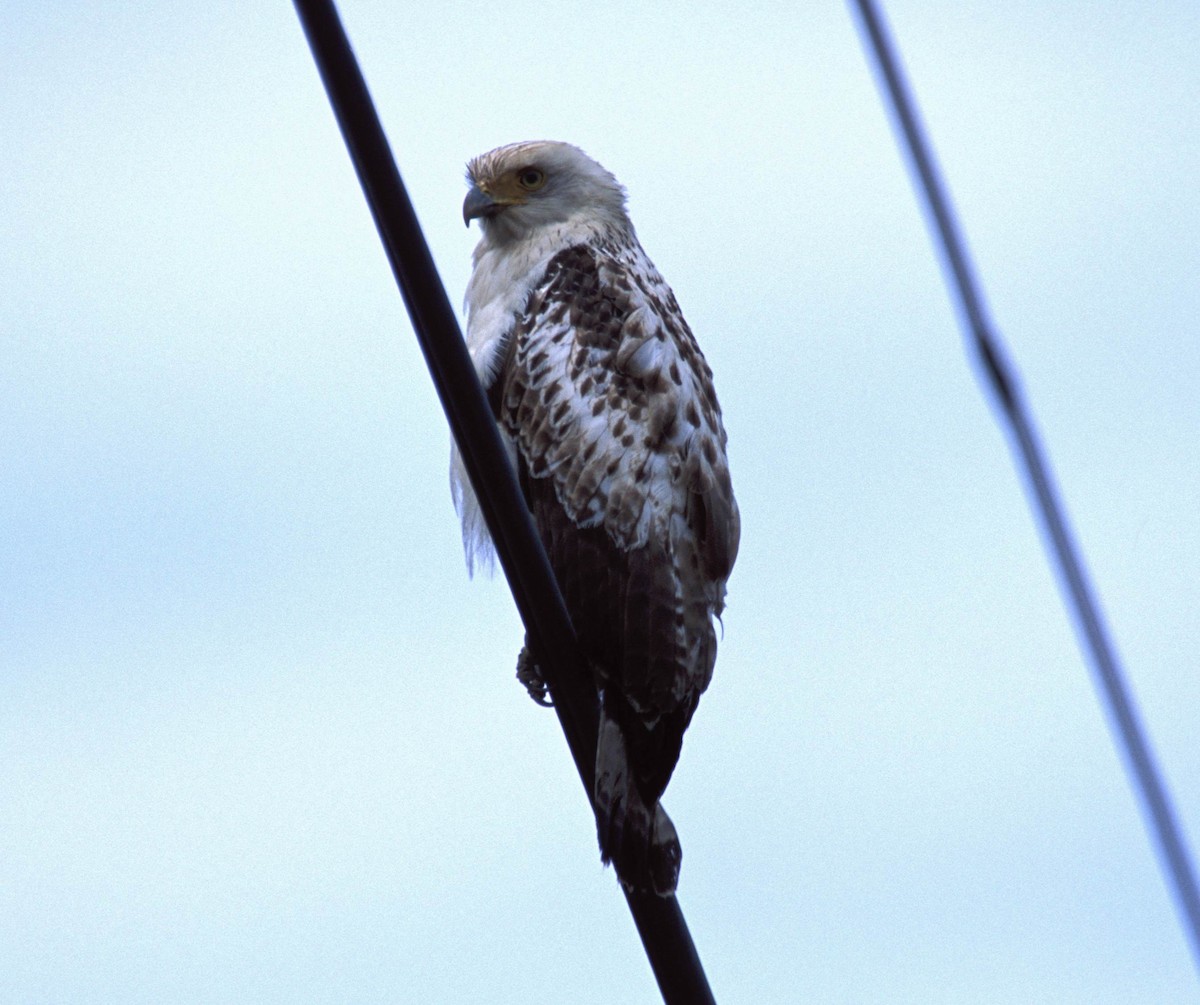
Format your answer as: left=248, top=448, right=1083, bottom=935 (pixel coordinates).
left=451, top=140, right=739, bottom=895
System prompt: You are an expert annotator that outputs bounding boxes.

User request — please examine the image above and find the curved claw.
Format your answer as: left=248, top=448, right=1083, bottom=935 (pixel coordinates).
left=515, top=646, right=554, bottom=707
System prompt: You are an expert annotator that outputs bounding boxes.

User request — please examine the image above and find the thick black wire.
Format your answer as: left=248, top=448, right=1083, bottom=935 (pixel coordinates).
left=850, top=0, right=1200, bottom=972
left=291, top=2, right=716, bottom=1001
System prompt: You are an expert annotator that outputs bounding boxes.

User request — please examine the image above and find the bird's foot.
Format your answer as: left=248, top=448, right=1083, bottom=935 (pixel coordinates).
left=516, top=646, right=553, bottom=707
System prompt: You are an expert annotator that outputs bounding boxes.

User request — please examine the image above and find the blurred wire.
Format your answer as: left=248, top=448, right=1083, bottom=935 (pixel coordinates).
left=849, top=0, right=1200, bottom=973
left=291, top=1, right=716, bottom=1001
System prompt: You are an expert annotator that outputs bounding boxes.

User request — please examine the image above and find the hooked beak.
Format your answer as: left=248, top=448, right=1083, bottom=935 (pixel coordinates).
left=463, top=185, right=500, bottom=227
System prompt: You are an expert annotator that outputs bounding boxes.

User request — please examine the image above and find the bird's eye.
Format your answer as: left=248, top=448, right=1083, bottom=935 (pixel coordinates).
left=517, top=167, right=546, bottom=190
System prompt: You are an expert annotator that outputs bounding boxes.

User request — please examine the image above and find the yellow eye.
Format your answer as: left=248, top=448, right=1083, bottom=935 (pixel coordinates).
left=517, top=167, right=546, bottom=190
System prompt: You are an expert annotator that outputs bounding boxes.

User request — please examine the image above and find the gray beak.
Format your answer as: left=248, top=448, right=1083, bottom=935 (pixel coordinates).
left=462, top=186, right=499, bottom=226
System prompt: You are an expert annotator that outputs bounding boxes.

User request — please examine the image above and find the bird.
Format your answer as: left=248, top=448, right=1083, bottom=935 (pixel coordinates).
left=450, top=140, right=739, bottom=895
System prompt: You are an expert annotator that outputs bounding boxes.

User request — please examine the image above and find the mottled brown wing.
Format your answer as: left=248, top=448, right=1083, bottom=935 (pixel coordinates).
left=497, top=242, right=738, bottom=802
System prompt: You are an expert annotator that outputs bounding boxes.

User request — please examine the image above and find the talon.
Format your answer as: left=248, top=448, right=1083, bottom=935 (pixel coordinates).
left=516, top=646, right=553, bottom=707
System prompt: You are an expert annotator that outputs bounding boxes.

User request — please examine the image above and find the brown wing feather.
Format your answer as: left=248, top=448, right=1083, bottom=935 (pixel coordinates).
left=499, top=241, right=738, bottom=803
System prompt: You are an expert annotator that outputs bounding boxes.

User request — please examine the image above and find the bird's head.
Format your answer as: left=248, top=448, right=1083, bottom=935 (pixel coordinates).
left=463, top=140, right=628, bottom=241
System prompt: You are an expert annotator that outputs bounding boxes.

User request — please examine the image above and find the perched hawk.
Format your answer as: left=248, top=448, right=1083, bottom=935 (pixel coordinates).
left=451, top=141, right=739, bottom=895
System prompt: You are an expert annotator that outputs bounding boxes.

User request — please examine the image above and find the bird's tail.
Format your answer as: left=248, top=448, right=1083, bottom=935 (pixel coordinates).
left=594, top=699, right=681, bottom=896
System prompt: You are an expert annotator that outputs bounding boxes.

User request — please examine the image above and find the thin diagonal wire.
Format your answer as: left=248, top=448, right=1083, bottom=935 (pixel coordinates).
left=850, top=0, right=1200, bottom=972
left=291, top=2, right=715, bottom=1001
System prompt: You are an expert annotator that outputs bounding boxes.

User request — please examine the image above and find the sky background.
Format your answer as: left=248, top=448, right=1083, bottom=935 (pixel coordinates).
left=3, top=2, right=1198, bottom=1002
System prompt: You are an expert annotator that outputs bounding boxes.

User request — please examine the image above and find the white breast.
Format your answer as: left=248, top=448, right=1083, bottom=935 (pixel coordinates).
left=452, top=218, right=607, bottom=572
left=463, top=221, right=590, bottom=385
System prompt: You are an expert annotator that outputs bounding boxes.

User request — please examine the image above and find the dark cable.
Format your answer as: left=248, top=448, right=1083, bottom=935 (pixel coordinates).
left=849, top=0, right=1200, bottom=972
left=291, top=2, right=716, bottom=1001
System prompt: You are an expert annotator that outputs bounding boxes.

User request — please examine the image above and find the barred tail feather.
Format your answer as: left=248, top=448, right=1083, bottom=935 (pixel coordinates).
left=595, top=696, right=681, bottom=895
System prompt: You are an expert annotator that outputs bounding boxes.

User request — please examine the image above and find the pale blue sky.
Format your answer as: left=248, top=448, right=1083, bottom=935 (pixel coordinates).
left=2, top=3, right=1198, bottom=1002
